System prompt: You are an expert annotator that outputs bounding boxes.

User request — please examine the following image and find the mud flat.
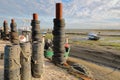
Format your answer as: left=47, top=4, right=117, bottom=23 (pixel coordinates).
left=68, top=30, right=120, bottom=80
left=70, top=45, right=120, bottom=70
left=68, top=57, right=120, bottom=80
left=69, top=45, right=120, bottom=80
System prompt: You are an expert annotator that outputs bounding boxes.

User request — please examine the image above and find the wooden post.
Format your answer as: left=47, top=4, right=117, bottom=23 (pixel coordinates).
left=56, top=3, right=63, bottom=20
left=4, top=44, right=21, bottom=80
left=3, top=20, right=9, bottom=40
left=52, top=3, right=66, bottom=64
left=10, top=19, right=19, bottom=44
left=20, top=42, right=32, bottom=80
left=31, top=13, right=44, bottom=78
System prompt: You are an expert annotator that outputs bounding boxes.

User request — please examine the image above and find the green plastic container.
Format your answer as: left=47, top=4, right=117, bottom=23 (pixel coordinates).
left=44, top=49, right=54, bottom=59
left=44, top=48, right=70, bottom=59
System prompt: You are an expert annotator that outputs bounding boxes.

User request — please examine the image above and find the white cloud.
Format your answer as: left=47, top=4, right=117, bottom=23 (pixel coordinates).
left=0, top=0, right=119, bottom=29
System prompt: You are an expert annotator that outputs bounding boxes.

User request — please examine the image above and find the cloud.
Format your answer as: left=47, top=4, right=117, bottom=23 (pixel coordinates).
left=0, top=0, right=119, bottom=29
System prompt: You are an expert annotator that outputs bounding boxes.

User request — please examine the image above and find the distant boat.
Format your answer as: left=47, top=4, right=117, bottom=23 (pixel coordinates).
left=42, top=31, right=47, bottom=34
left=88, top=33, right=100, bottom=40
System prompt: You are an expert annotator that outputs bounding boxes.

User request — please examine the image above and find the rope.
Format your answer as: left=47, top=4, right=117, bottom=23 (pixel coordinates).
left=13, top=59, right=21, bottom=68
left=20, top=47, right=30, bottom=62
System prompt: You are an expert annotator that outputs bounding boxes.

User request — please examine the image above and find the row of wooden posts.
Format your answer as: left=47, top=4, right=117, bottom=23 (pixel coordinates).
left=4, top=13, right=44, bottom=80
left=4, top=3, right=67, bottom=80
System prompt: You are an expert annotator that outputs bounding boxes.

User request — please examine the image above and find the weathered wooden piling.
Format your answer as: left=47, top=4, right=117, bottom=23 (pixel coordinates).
left=20, top=42, right=31, bottom=80
left=3, top=20, right=9, bottom=40
left=4, top=19, right=21, bottom=80
left=52, top=3, right=66, bottom=65
left=31, top=13, right=41, bottom=42
left=32, top=42, right=44, bottom=78
left=31, top=13, right=44, bottom=78
left=4, top=45, right=21, bottom=80
left=10, top=19, right=19, bottom=44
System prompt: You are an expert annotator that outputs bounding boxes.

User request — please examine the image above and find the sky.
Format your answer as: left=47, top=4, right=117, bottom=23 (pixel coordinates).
left=0, top=0, right=120, bottom=29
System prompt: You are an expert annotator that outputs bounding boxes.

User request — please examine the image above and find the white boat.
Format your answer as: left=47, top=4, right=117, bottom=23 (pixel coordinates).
left=88, top=33, right=100, bottom=40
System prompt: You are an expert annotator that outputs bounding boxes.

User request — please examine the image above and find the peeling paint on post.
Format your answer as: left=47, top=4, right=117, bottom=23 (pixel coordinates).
left=52, top=3, right=66, bottom=64
left=31, top=13, right=44, bottom=78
